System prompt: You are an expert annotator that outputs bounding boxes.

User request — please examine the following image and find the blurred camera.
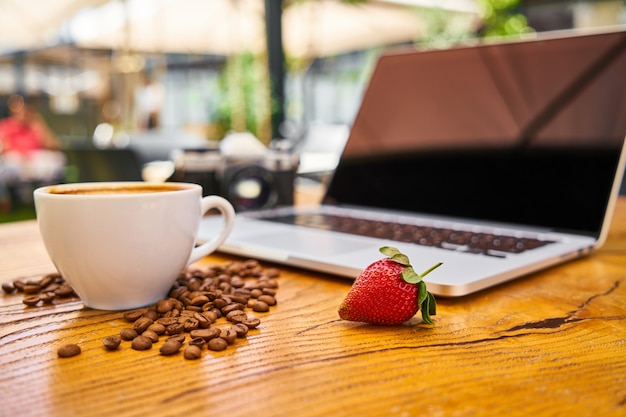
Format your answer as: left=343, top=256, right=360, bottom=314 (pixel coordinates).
left=171, top=139, right=299, bottom=212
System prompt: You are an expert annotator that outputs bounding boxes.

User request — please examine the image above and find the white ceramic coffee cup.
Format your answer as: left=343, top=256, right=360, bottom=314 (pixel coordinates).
left=33, top=182, right=235, bottom=310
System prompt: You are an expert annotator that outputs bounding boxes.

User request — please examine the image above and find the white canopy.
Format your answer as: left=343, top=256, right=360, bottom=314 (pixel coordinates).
left=0, top=0, right=108, bottom=53
left=1, top=0, right=479, bottom=58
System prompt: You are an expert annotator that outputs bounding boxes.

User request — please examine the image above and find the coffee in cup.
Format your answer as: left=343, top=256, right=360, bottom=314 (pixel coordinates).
left=33, top=182, right=235, bottom=310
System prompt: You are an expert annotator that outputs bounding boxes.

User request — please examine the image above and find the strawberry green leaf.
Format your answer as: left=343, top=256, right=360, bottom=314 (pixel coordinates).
left=381, top=246, right=410, bottom=266
left=379, top=246, right=401, bottom=258
left=390, top=253, right=411, bottom=266
left=421, top=295, right=434, bottom=325
left=427, top=291, right=437, bottom=316
left=418, top=281, right=436, bottom=324
left=401, top=266, right=421, bottom=284
left=417, top=280, right=428, bottom=306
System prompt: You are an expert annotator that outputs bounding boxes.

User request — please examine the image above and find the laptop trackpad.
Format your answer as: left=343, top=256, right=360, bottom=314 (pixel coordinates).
left=240, top=229, right=373, bottom=259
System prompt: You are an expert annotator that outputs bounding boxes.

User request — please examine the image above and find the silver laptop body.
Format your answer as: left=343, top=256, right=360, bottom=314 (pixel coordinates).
left=198, top=27, right=626, bottom=297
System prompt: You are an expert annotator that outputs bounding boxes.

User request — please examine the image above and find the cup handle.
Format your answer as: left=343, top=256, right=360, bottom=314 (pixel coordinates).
left=187, top=195, right=235, bottom=265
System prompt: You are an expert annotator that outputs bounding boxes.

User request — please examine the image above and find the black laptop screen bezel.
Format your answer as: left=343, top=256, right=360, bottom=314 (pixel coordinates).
left=324, top=28, right=626, bottom=237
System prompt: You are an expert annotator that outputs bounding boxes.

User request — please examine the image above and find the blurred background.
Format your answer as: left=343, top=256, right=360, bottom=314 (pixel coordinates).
left=0, top=0, right=624, bottom=220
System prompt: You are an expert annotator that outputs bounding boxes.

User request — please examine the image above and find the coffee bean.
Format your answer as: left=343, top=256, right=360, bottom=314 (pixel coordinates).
left=54, top=285, right=75, bottom=298
left=234, top=288, right=251, bottom=298
left=208, top=308, right=222, bottom=319
left=166, top=334, right=186, bottom=344
left=39, top=273, right=57, bottom=289
left=230, top=276, right=245, bottom=288
left=131, top=335, right=153, bottom=351
left=188, top=337, right=206, bottom=348
left=44, top=283, right=60, bottom=293
left=147, top=323, right=166, bottom=335
left=220, top=328, right=237, bottom=345
left=244, top=259, right=260, bottom=268
left=142, top=310, right=159, bottom=322
left=190, top=295, right=210, bottom=306
left=169, top=287, right=186, bottom=300
left=156, top=299, right=174, bottom=314
left=133, top=317, right=154, bottom=333
left=13, top=280, right=26, bottom=292
left=265, top=268, right=280, bottom=278
left=123, top=309, right=146, bottom=322
left=259, top=278, right=278, bottom=289
left=171, top=298, right=185, bottom=311
left=187, top=280, right=202, bottom=292
left=189, top=328, right=220, bottom=341
left=187, top=290, right=203, bottom=300
left=58, top=343, right=81, bottom=358
left=1, top=281, right=15, bottom=293
left=184, top=345, right=202, bottom=360
left=213, top=298, right=228, bottom=310
left=244, top=260, right=261, bottom=274
left=252, top=301, right=269, bottom=313
left=179, top=309, right=195, bottom=317
left=182, top=317, right=199, bottom=332
left=231, top=323, right=249, bottom=338
left=207, top=337, right=228, bottom=352
left=142, top=330, right=159, bottom=343
left=225, top=309, right=247, bottom=323
left=166, top=322, right=185, bottom=335
left=23, top=284, right=41, bottom=294
left=22, top=295, right=41, bottom=306
left=193, top=312, right=211, bottom=328
left=120, top=328, right=139, bottom=341
left=103, top=335, right=122, bottom=351
left=229, top=295, right=249, bottom=305
left=157, top=317, right=179, bottom=326
left=222, top=303, right=245, bottom=315
left=160, top=339, right=182, bottom=356
left=242, top=317, right=261, bottom=329
left=39, top=292, right=56, bottom=304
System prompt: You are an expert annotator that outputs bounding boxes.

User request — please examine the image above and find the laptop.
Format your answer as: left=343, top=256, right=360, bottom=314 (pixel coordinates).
left=198, top=26, right=626, bottom=297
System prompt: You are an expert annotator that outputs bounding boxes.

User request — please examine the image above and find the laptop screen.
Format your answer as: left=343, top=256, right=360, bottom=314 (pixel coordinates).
left=325, top=28, right=626, bottom=237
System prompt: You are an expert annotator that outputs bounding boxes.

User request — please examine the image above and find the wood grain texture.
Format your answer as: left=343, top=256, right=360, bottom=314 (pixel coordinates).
left=1, top=199, right=626, bottom=417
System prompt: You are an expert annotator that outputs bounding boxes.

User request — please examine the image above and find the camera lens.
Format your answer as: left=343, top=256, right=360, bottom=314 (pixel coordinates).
left=225, top=165, right=277, bottom=211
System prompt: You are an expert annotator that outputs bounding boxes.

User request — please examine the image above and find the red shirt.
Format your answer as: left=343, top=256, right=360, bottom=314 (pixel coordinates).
left=0, top=117, right=46, bottom=155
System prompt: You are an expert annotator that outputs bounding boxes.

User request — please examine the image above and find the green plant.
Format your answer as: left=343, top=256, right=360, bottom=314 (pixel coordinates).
left=415, top=0, right=533, bottom=49
left=214, top=52, right=272, bottom=144
left=477, top=0, right=533, bottom=37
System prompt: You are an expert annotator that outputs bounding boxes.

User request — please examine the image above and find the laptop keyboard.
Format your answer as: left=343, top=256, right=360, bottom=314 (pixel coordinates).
left=262, top=213, right=556, bottom=258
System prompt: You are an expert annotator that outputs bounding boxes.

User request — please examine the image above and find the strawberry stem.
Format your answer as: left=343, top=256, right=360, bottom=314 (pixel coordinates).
left=419, top=262, right=443, bottom=278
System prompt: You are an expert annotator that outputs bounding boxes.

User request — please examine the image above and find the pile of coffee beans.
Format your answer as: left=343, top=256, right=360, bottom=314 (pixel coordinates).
left=3, top=259, right=280, bottom=361
left=109, top=260, right=279, bottom=360
left=1, top=272, right=78, bottom=306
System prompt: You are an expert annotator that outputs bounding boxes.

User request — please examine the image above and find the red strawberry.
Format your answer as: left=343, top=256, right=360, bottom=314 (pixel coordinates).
left=338, top=246, right=441, bottom=325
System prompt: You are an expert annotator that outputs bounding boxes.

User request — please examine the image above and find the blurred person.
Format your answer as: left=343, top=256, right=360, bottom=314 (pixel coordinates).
left=0, top=94, right=65, bottom=186
left=135, top=77, right=163, bottom=130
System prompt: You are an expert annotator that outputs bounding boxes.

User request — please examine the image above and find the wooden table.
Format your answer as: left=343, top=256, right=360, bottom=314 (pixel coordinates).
left=2, top=197, right=626, bottom=417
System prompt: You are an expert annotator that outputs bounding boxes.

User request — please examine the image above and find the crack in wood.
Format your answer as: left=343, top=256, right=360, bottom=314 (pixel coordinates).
left=505, top=280, right=621, bottom=332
